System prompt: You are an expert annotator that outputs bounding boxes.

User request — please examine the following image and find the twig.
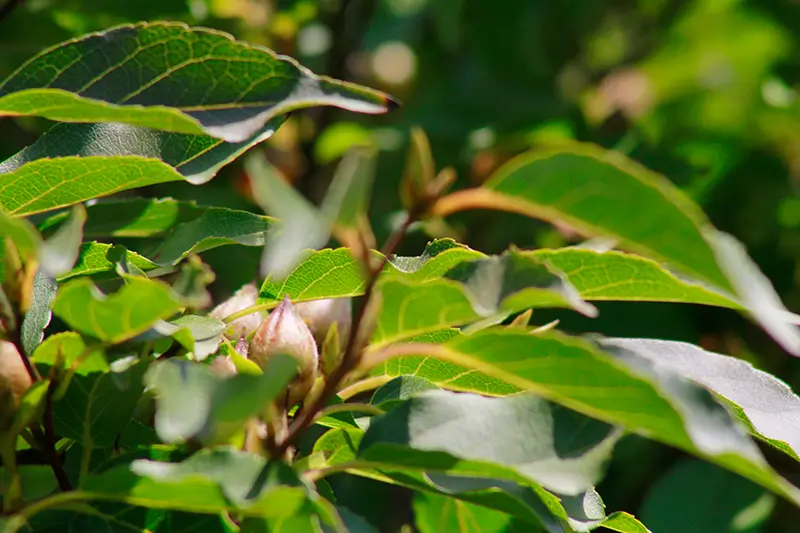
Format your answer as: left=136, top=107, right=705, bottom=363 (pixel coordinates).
left=8, top=315, right=71, bottom=491
left=0, top=0, right=24, bottom=25
left=275, top=213, right=417, bottom=456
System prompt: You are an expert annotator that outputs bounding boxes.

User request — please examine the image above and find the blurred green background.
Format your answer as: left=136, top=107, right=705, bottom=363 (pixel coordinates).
left=2, top=1, right=800, bottom=531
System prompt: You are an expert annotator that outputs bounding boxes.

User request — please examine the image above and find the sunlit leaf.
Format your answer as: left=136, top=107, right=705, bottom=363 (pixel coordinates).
left=52, top=277, right=181, bottom=343
left=0, top=23, right=395, bottom=142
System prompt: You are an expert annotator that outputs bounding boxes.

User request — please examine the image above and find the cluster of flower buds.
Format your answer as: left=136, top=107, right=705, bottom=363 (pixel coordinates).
left=208, top=284, right=353, bottom=408
left=0, top=340, right=32, bottom=433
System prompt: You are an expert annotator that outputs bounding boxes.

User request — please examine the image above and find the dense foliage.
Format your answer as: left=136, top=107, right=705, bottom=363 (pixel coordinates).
left=1, top=2, right=800, bottom=532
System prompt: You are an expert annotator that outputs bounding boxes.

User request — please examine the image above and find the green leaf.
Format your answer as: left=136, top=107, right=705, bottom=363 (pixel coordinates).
left=246, top=152, right=330, bottom=280
left=38, top=198, right=206, bottom=239
left=436, top=145, right=800, bottom=355
left=460, top=144, right=729, bottom=290
left=258, top=241, right=743, bottom=312
left=38, top=205, right=86, bottom=278
left=359, top=390, right=620, bottom=496
left=0, top=450, right=312, bottom=530
left=370, top=330, right=517, bottom=397
left=600, top=337, right=800, bottom=461
left=529, top=248, right=739, bottom=308
left=152, top=206, right=273, bottom=266
left=0, top=156, right=183, bottom=216
left=32, top=333, right=145, bottom=448
left=314, top=427, right=363, bottom=466
left=370, top=376, right=439, bottom=409
left=59, top=243, right=157, bottom=281
left=0, top=466, right=57, bottom=502
left=313, top=429, right=564, bottom=532
left=259, top=248, right=367, bottom=303
left=323, top=147, right=378, bottom=232
left=154, top=315, right=226, bottom=360
left=413, top=492, right=536, bottom=533
left=393, top=330, right=800, bottom=504
left=52, top=276, right=181, bottom=343
left=20, top=269, right=57, bottom=355
left=640, top=459, right=773, bottom=533
left=1, top=118, right=284, bottom=186
left=597, top=513, right=651, bottom=533
left=374, top=250, right=596, bottom=345
left=0, top=22, right=395, bottom=142
left=145, top=355, right=297, bottom=444
left=705, top=229, right=800, bottom=356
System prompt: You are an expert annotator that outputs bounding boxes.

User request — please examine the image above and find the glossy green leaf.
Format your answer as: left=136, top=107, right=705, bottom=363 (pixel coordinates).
left=359, top=390, right=621, bottom=496
left=370, top=376, right=439, bottom=409
left=705, top=229, right=800, bottom=356
left=32, top=333, right=145, bottom=447
left=374, top=250, right=596, bottom=345
left=598, top=513, right=652, bottom=533
left=391, top=329, right=800, bottom=504
left=258, top=241, right=744, bottom=311
left=640, top=459, right=773, bottom=533
left=465, top=144, right=729, bottom=290
left=52, top=276, right=181, bottom=343
left=0, top=156, right=183, bottom=216
left=1, top=118, right=284, bottom=186
left=601, top=337, right=800, bottom=461
left=529, top=248, right=739, bottom=308
left=59, top=243, right=157, bottom=281
left=0, top=22, right=395, bottom=142
left=413, top=492, right=538, bottom=533
left=259, top=248, right=367, bottom=303
left=414, top=491, right=535, bottom=533
left=39, top=198, right=206, bottom=239
left=152, top=207, right=273, bottom=266
left=145, top=355, right=297, bottom=444
left=369, top=330, right=517, bottom=397
left=20, top=269, right=57, bottom=355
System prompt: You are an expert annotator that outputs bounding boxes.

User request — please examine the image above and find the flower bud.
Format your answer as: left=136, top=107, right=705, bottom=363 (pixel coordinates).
left=294, top=298, right=352, bottom=351
left=209, top=283, right=261, bottom=340
left=0, top=340, right=32, bottom=432
left=249, top=297, right=319, bottom=406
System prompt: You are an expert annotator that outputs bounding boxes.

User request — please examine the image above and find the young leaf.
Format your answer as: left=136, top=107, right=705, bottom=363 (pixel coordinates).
left=0, top=22, right=395, bottom=142
left=51, top=277, right=182, bottom=343
left=359, top=390, right=621, bottom=496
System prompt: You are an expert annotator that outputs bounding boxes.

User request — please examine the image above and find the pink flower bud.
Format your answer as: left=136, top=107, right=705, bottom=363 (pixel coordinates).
left=294, top=298, right=352, bottom=349
left=0, top=340, right=32, bottom=432
left=210, top=283, right=261, bottom=340
left=249, top=296, right=319, bottom=406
